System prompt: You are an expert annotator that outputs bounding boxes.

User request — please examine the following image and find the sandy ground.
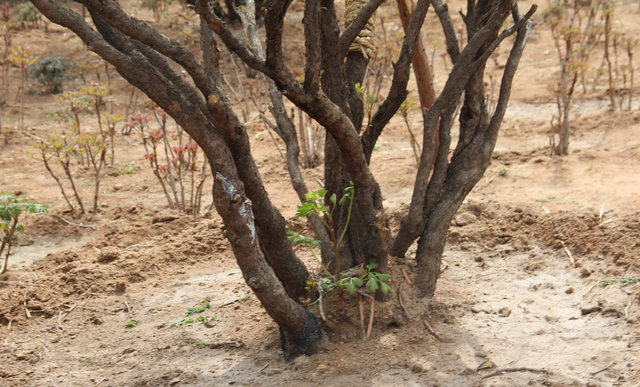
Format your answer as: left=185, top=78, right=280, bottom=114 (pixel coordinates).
left=1, top=0, right=639, bottom=386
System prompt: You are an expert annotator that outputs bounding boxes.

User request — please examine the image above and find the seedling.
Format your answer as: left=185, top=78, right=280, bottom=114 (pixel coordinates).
left=599, top=277, right=638, bottom=288
left=32, top=131, right=85, bottom=213
left=7, top=45, right=37, bottom=131
left=295, top=183, right=354, bottom=279
left=124, top=320, right=139, bottom=328
left=0, top=193, right=48, bottom=274
left=186, top=300, right=211, bottom=315
left=172, top=301, right=216, bottom=327
left=170, top=317, right=194, bottom=327
left=398, top=99, right=421, bottom=164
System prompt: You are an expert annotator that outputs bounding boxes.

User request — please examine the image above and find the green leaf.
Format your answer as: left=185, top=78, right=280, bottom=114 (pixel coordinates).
left=346, top=280, right=356, bottom=295
left=352, top=277, right=363, bottom=287
left=366, top=277, right=378, bottom=293
left=366, top=262, right=377, bottom=271
left=376, top=273, right=390, bottom=282
left=380, top=282, right=391, bottom=295
left=339, top=194, right=348, bottom=206
left=330, top=193, right=337, bottom=205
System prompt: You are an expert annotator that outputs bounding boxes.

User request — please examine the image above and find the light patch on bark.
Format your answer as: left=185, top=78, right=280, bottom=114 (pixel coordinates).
left=215, top=172, right=256, bottom=243
left=240, top=198, right=256, bottom=243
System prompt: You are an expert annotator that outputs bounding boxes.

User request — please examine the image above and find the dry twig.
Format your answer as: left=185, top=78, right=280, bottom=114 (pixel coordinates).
left=52, top=214, right=97, bottom=230
left=481, top=367, right=549, bottom=379
left=398, top=283, right=413, bottom=320
left=625, top=299, right=632, bottom=322
left=423, top=319, right=440, bottom=340
left=560, top=241, right=575, bottom=267
left=401, top=267, right=411, bottom=283
left=591, top=362, right=616, bottom=376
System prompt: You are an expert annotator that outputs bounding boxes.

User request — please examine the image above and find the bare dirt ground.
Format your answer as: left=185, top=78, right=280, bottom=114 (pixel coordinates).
left=1, top=0, right=640, bottom=386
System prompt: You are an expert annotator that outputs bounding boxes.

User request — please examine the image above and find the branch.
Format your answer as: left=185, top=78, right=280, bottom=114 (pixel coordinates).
left=486, top=8, right=535, bottom=139
left=264, top=0, right=293, bottom=71
left=361, top=0, right=431, bottom=163
left=197, top=0, right=271, bottom=75
left=79, top=0, right=216, bottom=96
left=303, top=0, right=322, bottom=92
left=432, top=0, right=460, bottom=63
left=339, top=0, right=386, bottom=59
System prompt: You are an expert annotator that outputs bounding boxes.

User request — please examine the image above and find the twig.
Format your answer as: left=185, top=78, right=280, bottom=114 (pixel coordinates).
left=52, top=214, right=97, bottom=230
left=591, top=362, right=616, bottom=376
left=401, top=268, right=411, bottom=283
left=560, top=241, right=575, bottom=267
left=441, top=260, right=449, bottom=273
left=317, top=285, right=326, bottom=321
left=583, top=280, right=600, bottom=296
left=596, top=217, right=618, bottom=228
left=481, top=367, right=549, bottom=379
left=625, top=299, right=632, bottom=322
left=124, top=301, right=132, bottom=314
left=358, top=293, right=365, bottom=339
left=398, top=283, right=413, bottom=320
left=423, top=319, right=440, bottom=340
left=475, top=172, right=500, bottom=192
left=94, top=377, right=106, bottom=387
left=599, top=205, right=605, bottom=223
left=24, top=300, right=32, bottom=318
left=3, top=319, right=12, bottom=345
left=366, top=296, right=375, bottom=338
left=259, top=363, right=269, bottom=373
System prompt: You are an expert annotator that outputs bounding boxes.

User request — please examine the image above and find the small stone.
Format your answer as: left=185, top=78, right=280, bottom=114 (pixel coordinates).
left=152, top=211, right=179, bottom=224
left=411, top=363, right=424, bottom=373
left=581, top=305, right=602, bottom=315
left=580, top=268, right=591, bottom=278
left=264, top=368, right=283, bottom=376
left=115, top=282, right=126, bottom=294
left=601, top=308, right=622, bottom=318
left=97, top=246, right=120, bottom=263
left=498, top=307, right=511, bottom=318
left=565, top=287, right=574, bottom=294
left=14, top=350, right=32, bottom=361
left=113, top=183, right=124, bottom=191
left=169, top=377, right=181, bottom=385
left=455, top=212, right=477, bottom=227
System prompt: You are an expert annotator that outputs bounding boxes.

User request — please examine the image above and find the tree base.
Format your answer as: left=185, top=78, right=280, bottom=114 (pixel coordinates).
left=280, top=309, right=327, bottom=360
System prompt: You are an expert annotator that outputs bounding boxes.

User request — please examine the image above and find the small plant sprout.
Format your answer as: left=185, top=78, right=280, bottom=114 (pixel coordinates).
left=7, top=45, right=37, bottom=131
left=0, top=193, right=48, bottom=274
left=172, top=300, right=216, bottom=327
left=103, top=112, right=123, bottom=165
left=55, top=90, right=90, bottom=134
left=81, top=83, right=110, bottom=140
left=76, top=134, right=107, bottom=213
left=295, top=182, right=355, bottom=279
left=398, top=99, right=421, bottom=164
left=124, top=320, right=139, bottom=328
left=335, top=261, right=391, bottom=339
left=33, top=132, right=85, bottom=213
